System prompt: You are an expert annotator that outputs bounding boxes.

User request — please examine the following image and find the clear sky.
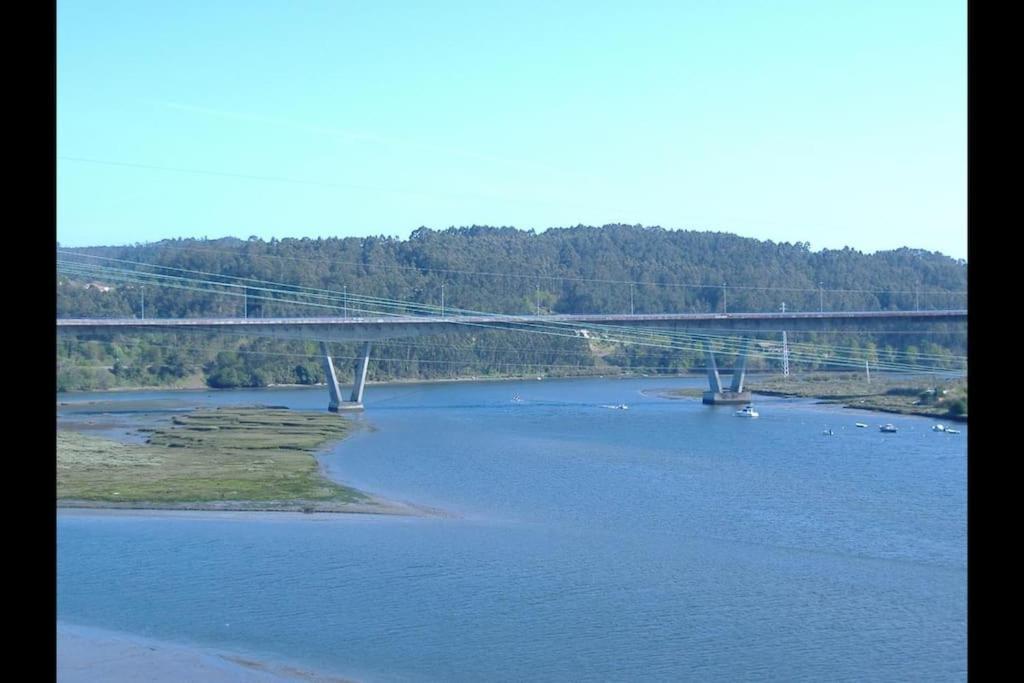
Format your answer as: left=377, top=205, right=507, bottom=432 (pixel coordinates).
left=57, top=1, right=966, bottom=259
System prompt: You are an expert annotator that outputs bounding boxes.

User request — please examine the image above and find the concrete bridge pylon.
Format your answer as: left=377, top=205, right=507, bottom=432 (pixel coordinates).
left=702, top=339, right=753, bottom=405
left=320, top=341, right=372, bottom=412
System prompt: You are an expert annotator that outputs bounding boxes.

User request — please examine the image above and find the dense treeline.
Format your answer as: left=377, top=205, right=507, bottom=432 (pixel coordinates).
left=56, top=225, right=967, bottom=391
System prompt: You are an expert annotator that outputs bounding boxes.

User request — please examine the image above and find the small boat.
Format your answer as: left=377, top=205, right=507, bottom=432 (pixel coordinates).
left=602, top=404, right=629, bottom=410
left=511, top=395, right=523, bottom=403
left=945, top=428, right=961, bottom=435
left=855, top=422, right=869, bottom=428
left=932, top=424, right=946, bottom=432
left=822, top=429, right=834, bottom=436
left=879, top=424, right=898, bottom=433
left=735, top=405, right=759, bottom=418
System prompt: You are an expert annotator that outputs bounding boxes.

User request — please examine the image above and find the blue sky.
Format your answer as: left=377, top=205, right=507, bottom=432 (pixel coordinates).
left=57, top=1, right=966, bottom=259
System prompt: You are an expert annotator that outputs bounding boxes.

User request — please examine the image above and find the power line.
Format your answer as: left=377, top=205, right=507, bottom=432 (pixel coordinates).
left=57, top=259, right=967, bottom=372
left=58, top=245, right=968, bottom=297
left=57, top=255, right=969, bottom=349
left=60, top=337, right=966, bottom=377
left=59, top=156, right=418, bottom=196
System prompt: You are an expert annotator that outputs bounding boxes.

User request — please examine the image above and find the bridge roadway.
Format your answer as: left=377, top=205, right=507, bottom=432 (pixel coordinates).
left=57, top=310, right=967, bottom=411
left=57, top=309, right=966, bottom=341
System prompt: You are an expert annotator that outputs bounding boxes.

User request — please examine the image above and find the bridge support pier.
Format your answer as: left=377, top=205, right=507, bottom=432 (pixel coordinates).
left=702, top=340, right=752, bottom=405
left=321, top=342, right=372, bottom=412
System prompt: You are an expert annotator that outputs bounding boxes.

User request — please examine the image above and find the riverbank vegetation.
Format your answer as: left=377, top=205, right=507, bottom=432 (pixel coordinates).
left=57, top=408, right=371, bottom=508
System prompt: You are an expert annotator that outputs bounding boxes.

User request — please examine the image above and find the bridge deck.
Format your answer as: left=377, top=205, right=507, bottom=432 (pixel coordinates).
left=57, top=309, right=966, bottom=326
left=57, top=310, right=967, bottom=341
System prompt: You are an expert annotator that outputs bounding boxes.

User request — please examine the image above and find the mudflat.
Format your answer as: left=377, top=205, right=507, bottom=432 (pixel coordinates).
left=57, top=407, right=397, bottom=513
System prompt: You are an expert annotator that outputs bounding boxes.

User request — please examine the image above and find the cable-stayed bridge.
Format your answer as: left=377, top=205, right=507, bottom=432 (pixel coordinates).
left=56, top=250, right=967, bottom=409
left=57, top=309, right=967, bottom=411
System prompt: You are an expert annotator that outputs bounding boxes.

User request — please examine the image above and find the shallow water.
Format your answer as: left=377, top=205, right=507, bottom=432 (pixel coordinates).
left=57, top=377, right=967, bottom=681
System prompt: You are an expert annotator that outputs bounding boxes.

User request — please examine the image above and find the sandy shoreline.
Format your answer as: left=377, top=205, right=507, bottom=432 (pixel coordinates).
left=56, top=497, right=449, bottom=518
left=57, top=622, right=358, bottom=682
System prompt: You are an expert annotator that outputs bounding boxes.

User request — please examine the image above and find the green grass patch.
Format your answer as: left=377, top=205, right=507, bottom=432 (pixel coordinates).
left=58, top=408, right=368, bottom=504
left=745, top=374, right=968, bottom=420
left=662, top=388, right=705, bottom=399
left=662, top=374, right=967, bottom=420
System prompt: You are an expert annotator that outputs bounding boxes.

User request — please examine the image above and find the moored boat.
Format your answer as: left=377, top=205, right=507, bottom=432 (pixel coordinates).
left=879, top=424, right=898, bottom=433
left=735, top=405, right=759, bottom=418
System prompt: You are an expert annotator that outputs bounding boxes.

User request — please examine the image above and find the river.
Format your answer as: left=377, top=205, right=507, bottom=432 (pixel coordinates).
left=57, top=376, right=967, bottom=681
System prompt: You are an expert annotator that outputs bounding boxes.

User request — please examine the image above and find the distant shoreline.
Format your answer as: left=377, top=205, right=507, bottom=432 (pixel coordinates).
left=55, top=370, right=713, bottom=397
left=58, top=368, right=923, bottom=397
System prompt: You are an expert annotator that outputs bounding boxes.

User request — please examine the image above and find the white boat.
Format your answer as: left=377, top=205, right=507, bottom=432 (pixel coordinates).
left=945, top=428, right=961, bottom=435
left=932, top=424, right=946, bottom=432
left=822, top=429, right=834, bottom=436
left=855, top=422, right=868, bottom=428
left=602, top=404, right=629, bottom=410
left=879, top=424, right=898, bottom=433
left=735, top=405, right=759, bottom=418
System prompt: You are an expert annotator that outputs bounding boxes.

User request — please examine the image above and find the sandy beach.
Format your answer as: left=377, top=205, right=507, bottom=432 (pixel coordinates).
left=58, top=622, right=357, bottom=682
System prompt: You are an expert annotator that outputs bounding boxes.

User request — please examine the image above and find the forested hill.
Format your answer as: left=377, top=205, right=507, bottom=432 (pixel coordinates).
left=59, top=224, right=966, bottom=318
left=56, top=225, right=967, bottom=391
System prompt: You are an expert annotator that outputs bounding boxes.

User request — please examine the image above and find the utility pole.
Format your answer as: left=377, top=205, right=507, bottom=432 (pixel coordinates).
left=343, top=285, right=348, bottom=319
left=536, top=284, right=541, bottom=315
left=630, top=283, right=634, bottom=315
left=140, top=286, right=145, bottom=320
left=441, top=282, right=445, bottom=316
left=782, top=331, right=790, bottom=377
left=865, top=359, right=871, bottom=383
left=915, top=287, right=920, bottom=311
left=723, top=283, right=727, bottom=314
left=780, top=302, right=789, bottom=377
left=243, top=287, right=248, bottom=319
left=819, top=282, right=824, bottom=312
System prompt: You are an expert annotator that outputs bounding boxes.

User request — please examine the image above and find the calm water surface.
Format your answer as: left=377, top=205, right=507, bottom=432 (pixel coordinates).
left=57, top=377, right=967, bottom=681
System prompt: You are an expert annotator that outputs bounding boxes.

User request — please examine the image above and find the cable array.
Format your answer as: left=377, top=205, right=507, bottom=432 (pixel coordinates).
left=57, top=253, right=967, bottom=376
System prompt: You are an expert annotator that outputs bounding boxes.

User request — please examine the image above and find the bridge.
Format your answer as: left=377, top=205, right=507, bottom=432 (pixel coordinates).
left=58, top=309, right=967, bottom=411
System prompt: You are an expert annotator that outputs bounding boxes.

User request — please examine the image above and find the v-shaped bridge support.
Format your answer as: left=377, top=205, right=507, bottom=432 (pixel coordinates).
left=702, top=339, right=752, bottom=405
left=320, top=341, right=372, bottom=412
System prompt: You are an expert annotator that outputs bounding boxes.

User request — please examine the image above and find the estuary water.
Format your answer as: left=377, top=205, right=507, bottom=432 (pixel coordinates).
left=57, top=377, right=967, bottom=681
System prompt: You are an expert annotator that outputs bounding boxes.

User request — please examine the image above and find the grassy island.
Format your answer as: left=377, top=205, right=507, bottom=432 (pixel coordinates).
left=749, top=374, right=966, bottom=421
left=57, top=407, right=389, bottom=512
left=664, top=373, right=967, bottom=421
